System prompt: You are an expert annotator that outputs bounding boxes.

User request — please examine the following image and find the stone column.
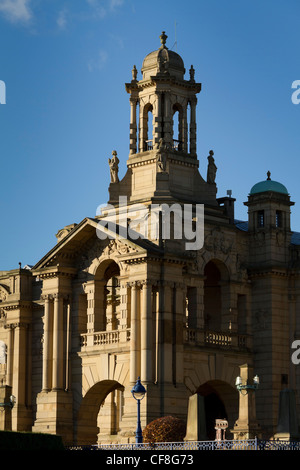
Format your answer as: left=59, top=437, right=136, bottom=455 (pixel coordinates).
left=141, top=281, right=152, bottom=383
left=129, top=98, right=137, bottom=155
left=174, top=283, right=185, bottom=384
left=130, top=282, right=140, bottom=383
left=42, top=296, right=51, bottom=391
left=52, top=295, right=64, bottom=390
left=189, top=97, right=197, bottom=155
left=153, top=92, right=162, bottom=147
left=65, top=302, right=71, bottom=391
left=12, top=322, right=28, bottom=406
left=6, top=324, right=13, bottom=387
left=182, top=104, right=188, bottom=153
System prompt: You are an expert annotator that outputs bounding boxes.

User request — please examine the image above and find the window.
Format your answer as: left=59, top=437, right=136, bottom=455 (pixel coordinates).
left=257, top=210, right=264, bottom=228
left=276, top=210, right=282, bottom=228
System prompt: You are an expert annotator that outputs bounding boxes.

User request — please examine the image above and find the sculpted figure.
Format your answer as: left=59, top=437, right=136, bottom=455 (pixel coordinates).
left=207, top=150, right=217, bottom=184
left=109, top=150, right=119, bottom=183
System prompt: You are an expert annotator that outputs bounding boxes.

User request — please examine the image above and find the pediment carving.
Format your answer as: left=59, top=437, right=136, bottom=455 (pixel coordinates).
left=0, top=285, right=10, bottom=302
left=103, top=238, right=140, bottom=256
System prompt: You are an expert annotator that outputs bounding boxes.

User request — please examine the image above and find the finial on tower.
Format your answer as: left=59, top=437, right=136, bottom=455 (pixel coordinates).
left=159, top=31, right=168, bottom=48
left=267, top=171, right=271, bottom=180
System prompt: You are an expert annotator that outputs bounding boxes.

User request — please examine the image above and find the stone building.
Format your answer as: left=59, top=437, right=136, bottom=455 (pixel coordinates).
left=0, top=32, right=300, bottom=445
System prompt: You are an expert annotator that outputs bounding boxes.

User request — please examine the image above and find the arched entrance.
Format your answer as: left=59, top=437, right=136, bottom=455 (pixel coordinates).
left=76, top=380, right=124, bottom=445
left=197, top=380, right=237, bottom=440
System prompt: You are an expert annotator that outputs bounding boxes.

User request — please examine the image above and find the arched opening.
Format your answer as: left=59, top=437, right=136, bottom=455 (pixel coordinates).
left=204, top=261, right=221, bottom=330
left=94, top=260, right=121, bottom=333
left=196, top=380, right=237, bottom=440
left=77, top=380, right=124, bottom=445
left=185, top=287, right=197, bottom=329
left=172, top=104, right=183, bottom=150
left=204, top=259, right=230, bottom=331
left=141, top=103, right=154, bottom=151
left=103, top=262, right=121, bottom=331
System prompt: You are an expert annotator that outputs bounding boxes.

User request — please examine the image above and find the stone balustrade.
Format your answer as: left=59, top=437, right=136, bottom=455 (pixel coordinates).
left=80, top=328, right=131, bottom=348
left=184, top=327, right=251, bottom=351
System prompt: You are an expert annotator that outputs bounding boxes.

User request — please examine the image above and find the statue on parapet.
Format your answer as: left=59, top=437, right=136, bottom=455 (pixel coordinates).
left=156, top=138, right=170, bottom=173
left=109, top=150, right=119, bottom=183
left=207, top=150, right=217, bottom=184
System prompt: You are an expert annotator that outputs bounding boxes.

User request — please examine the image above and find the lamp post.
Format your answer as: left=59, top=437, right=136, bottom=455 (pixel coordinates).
left=231, top=364, right=261, bottom=440
left=0, top=395, right=16, bottom=409
left=0, top=386, right=16, bottom=431
left=131, top=377, right=146, bottom=444
left=235, top=374, right=259, bottom=395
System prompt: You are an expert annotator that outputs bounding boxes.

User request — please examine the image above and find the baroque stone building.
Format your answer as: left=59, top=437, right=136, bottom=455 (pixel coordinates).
left=0, top=32, right=300, bottom=445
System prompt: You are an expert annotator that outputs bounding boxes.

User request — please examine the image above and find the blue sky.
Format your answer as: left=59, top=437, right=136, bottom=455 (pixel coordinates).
left=0, top=0, right=299, bottom=270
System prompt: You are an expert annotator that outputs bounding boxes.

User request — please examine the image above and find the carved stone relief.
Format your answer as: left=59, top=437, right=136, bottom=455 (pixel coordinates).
left=0, top=285, right=9, bottom=302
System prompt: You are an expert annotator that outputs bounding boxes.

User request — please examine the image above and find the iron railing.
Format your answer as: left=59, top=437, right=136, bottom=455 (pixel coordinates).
left=67, top=438, right=300, bottom=451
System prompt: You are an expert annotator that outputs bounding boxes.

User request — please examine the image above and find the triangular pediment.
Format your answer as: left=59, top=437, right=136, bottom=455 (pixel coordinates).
left=32, top=217, right=163, bottom=271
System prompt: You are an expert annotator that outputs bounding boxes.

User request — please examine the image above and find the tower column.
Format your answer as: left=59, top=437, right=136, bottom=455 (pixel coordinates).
left=190, top=97, right=197, bottom=155
left=153, top=92, right=162, bottom=147
left=129, top=98, right=137, bottom=155
left=182, top=104, right=188, bottom=153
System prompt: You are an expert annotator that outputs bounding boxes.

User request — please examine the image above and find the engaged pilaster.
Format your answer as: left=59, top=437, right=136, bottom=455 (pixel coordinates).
left=52, top=294, right=64, bottom=391
left=129, top=281, right=140, bottom=383
left=141, top=280, right=152, bottom=383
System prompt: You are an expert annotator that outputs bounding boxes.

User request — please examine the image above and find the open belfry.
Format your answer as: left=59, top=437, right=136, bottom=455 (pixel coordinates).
left=1, top=32, right=300, bottom=445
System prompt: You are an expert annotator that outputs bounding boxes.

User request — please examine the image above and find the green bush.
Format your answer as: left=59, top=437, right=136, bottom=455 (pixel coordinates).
left=0, top=430, right=65, bottom=450
left=143, top=416, right=186, bottom=443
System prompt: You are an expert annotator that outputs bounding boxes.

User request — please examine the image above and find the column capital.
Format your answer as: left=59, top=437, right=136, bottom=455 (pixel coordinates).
left=41, top=292, right=70, bottom=301
left=41, top=294, right=51, bottom=301
left=174, top=282, right=186, bottom=290
left=157, top=280, right=175, bottom=289
left=140, top=279, right=154, bottom=287
left=129, top=97, right=138, bottom=105
left=126, top=280, right=139, bottom=288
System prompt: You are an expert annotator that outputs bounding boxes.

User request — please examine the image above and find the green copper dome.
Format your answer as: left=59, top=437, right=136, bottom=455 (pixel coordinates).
left=250, top=172, right=288, bottom=195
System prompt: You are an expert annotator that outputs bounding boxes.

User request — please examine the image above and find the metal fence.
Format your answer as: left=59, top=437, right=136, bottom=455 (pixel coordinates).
left=68, top=438, right=300, bottom=451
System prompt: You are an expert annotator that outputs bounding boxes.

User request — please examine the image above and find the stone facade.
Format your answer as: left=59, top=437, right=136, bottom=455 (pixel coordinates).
left=0, top=32, right=300, bottom=445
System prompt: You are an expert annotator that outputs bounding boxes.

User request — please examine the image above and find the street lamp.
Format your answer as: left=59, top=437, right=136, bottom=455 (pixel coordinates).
left=235, top=374, right=259, bottom=395
left=0, top=395, right=16, bottom=410
left=131, top=377, right=146, bottom=444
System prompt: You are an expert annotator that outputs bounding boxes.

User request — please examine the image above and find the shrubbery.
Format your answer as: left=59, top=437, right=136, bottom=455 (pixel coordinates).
left=143, top=416, right=186, bottom=443
left=0, top=430, right=65, bottom=450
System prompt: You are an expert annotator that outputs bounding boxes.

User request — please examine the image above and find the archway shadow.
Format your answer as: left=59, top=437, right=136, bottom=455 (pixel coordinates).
left=77, top=380, right=124, bottom=446
left=196, top=380, right=236, bottom=440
